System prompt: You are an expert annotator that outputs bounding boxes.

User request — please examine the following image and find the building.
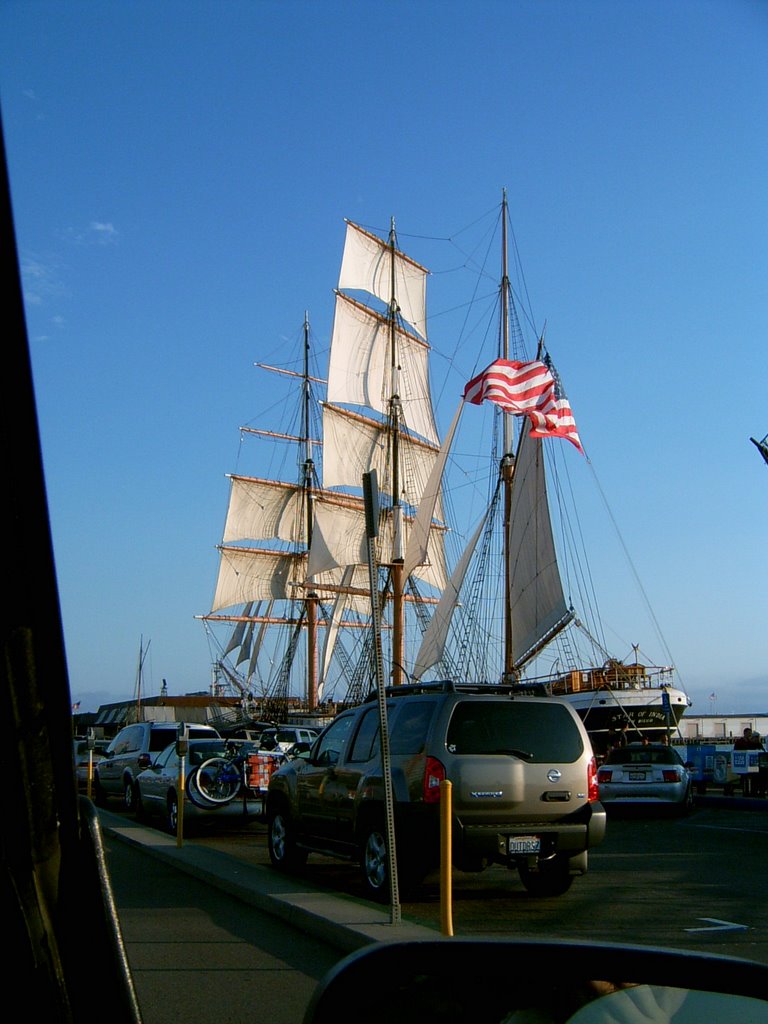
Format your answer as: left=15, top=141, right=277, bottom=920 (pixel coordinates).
left=73, top=691, right=317, bottom=739
left=676, top=712, right=768, bottom=743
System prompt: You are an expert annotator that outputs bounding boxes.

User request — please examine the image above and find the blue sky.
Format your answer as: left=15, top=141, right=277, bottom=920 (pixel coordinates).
left=1, top=0, right=766, bottom=716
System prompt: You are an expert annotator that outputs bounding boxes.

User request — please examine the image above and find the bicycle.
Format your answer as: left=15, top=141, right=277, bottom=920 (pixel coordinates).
left=188, top=743, right=252, bottom=806
left=189, top=742, right=290, bottom=807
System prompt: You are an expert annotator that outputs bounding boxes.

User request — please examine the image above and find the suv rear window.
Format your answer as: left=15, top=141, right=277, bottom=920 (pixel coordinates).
left=446, top=701, right=584, bottom=763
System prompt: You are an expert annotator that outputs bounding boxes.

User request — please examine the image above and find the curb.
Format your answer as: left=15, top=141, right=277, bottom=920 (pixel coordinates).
left=99, top=810, right=441, bottom=954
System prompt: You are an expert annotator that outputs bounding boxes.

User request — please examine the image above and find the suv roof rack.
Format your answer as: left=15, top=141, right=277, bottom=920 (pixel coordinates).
left=363, top=680, right=550, bottom=702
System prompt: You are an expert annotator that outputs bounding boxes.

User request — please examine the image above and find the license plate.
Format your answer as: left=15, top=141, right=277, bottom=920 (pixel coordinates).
left=629, top=772, right=646, bottom=781
left=508, top=836, right=541, bottom=854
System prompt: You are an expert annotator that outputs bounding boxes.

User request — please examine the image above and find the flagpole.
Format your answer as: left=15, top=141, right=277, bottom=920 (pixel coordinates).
left=500, top=190, right=515, bottom=683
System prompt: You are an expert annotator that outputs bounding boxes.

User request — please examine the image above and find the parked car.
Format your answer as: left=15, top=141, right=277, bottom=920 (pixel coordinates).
left=266, top=682, right=606, bottom=901
left=258, top=726, right=319, bottom=753
left=597, top=742, right=694, bottom=814
left=93, top=720, right=221, bottom=810
left=133, top=738, right=262, bottom=833
left=73, top=737, right=110, bottom=790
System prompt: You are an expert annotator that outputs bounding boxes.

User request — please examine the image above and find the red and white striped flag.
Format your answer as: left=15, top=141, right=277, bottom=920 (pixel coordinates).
left=463, top=356, right=583, bottom=454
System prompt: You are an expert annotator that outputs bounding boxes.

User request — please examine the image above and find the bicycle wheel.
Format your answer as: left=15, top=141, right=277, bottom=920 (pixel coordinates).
left=189, top=757, right=241, bottom=805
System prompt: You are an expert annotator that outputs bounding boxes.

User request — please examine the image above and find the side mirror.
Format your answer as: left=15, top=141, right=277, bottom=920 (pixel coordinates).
left=137, top=753, right=151, bottom=770
left=303, top=940, right=768, bottom=1024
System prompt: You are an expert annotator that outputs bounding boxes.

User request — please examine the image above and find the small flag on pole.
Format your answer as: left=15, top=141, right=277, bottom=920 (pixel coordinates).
left=463, top=355, right=583, bottom=453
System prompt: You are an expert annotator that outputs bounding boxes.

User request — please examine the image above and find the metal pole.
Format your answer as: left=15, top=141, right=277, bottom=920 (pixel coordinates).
left=440, top=779, right=454, bottom=936
left=363, top=471, right=401, bottom=924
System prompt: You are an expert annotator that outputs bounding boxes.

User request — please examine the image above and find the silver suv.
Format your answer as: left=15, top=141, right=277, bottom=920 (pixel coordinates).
left=94, top=721, right=220, bottom=810
left=266, top=682, right=606, bottom=900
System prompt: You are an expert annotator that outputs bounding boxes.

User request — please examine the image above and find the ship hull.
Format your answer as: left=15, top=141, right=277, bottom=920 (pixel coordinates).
left=563, top=686, right=691, bottom=753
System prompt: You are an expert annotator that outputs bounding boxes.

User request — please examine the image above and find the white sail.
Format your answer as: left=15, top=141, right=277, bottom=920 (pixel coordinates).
left=222, top=476, right=305, bottom=544
left=212, top=545, right=373, bottom=616
left=308, top=498, right=448, bottom=592
left=327, top=292, right=439, bottom=445
left=236, top=621, right=254, bottom=666
left=248, top=601, right=273, bottom=679
left=507, top=427, right=572, bottom=669
left=212, top=548, right=306, bottom=609
left=321, top=402, right=440, bottom=510
left=223, top=601, right=254, bottom=655
left=338, top=220, right=428, bottom=338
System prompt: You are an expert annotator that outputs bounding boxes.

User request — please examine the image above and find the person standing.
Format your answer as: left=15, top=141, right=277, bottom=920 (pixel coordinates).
left=734, top=728, right=761, bottom=796
left=751, top=731, right=767, bottom=798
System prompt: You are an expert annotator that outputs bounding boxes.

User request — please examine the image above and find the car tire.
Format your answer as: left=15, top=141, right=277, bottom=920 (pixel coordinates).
left=359, top=823, right=389, bottom=903
left=166, top=793, right=179, bottom=834
left=677, top=785, right=695, bottom=817
left=123, top=776, right=137, bottom=812
left=92, top=773, right=108, bottom=807
left=518, top=856, right=574, bottom=897
left=267, top=807, right=307, bottom=871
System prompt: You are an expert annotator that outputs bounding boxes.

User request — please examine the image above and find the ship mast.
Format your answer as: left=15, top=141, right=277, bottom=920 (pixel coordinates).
left=500, top=190, right=516, bottom=683
left=388, top=218, right=405, bottom=685
left=301, top=311, right=319, bottom=708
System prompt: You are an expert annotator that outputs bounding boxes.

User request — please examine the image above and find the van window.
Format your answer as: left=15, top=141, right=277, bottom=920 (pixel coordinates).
left=446, top=701, right=584, bottom=763
left=110, top=725, right=139, bottom=755
left=149, top=729, right=179, bottom=752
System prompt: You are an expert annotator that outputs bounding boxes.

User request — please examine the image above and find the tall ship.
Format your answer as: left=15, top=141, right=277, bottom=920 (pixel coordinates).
left=200, top=197, right=691, bottom=752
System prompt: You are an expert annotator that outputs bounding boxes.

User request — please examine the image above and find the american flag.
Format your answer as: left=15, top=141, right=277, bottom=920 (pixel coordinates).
left=463, top=355, right=584, bottom=454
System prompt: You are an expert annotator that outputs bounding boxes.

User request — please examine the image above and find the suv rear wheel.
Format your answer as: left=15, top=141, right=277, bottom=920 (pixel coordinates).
left=267, top=807, right=308, bottom=871
left=518, top=855, right=573, bottom=897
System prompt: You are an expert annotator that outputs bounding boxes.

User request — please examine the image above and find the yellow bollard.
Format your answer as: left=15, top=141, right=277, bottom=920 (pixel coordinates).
left=440, top=778, right=454, bottom=936
left=176, top=755, right=186, bottom=848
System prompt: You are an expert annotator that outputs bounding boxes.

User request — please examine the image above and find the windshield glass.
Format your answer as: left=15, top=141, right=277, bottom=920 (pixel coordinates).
left=2, top=4, right=764, bottom=1023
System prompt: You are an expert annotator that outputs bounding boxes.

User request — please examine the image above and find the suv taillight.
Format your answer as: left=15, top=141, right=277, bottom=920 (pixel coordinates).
left=587, top=755, right=600, bottom=802
left=423, top=756, right=446, bottom=803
